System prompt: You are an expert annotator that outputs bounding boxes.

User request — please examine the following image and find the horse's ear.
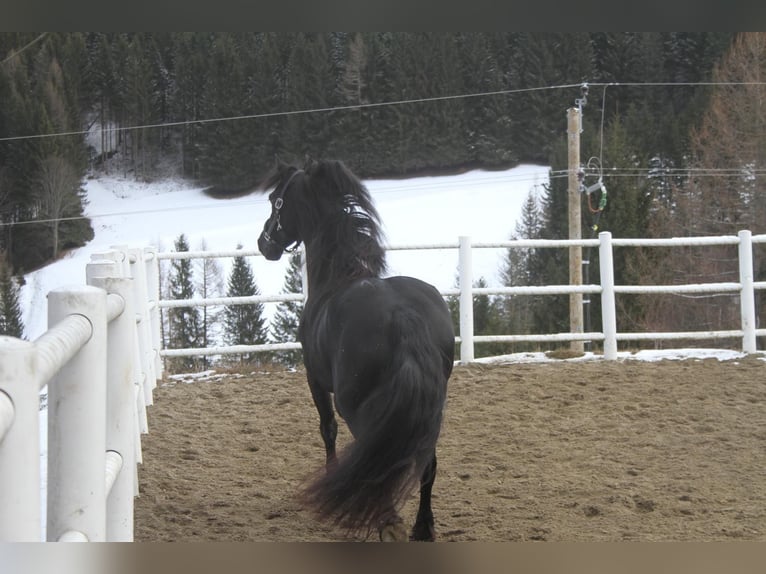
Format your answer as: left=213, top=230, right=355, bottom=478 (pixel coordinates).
left=275, top=154, right=295, bottom=173
left=303, top=154, right=317, bottom=172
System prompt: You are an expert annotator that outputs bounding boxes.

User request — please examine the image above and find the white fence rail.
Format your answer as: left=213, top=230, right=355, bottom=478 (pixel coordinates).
left=158, top=230, right=765, bottom=363
left=0, top=248, right=161, bottom=542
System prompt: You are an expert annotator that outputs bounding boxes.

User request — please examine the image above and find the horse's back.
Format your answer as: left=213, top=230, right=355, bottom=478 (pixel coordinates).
left=315, top=276, right=453, bottom=421
left=340, top=275, right=454, bottom=357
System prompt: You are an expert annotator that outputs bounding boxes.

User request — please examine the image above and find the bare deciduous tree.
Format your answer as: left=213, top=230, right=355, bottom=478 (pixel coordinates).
left=35, top=156, right=80, bottom=259
left=195, top=239, right=225, bottom=368
left=644, top=33, right=766, bottom=339
left=688, top=32, right=766, bottom=235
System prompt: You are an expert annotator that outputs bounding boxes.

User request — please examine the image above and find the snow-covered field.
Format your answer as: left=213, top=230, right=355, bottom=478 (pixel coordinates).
left=20, top=164, right=550, bottom=340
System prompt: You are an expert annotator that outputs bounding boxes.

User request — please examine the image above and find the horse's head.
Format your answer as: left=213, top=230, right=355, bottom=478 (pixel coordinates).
left=257, top=161, right=304, bottom=261
left=257, top=158, right=386, bottom=280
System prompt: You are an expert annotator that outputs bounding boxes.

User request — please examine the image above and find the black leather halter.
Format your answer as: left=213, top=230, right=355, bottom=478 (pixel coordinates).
left=261, top=169, right=303, bottom=253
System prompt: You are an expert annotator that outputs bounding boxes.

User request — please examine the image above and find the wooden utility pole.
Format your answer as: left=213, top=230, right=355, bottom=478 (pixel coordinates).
left=567, top=106, right=584, bottom=353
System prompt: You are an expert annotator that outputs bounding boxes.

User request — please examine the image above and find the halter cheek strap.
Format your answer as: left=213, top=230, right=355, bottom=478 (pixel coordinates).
left=263, top=169, right=303, bottom=252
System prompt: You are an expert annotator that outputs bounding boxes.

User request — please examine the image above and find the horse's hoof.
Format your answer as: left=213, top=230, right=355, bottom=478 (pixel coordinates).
left=379, top=520, right=408, bottom=542
left=410, top=522, right=435, bottom=542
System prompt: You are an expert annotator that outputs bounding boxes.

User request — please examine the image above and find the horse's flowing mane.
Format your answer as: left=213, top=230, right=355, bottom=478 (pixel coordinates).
left=260, top=159, right=387, bottom=284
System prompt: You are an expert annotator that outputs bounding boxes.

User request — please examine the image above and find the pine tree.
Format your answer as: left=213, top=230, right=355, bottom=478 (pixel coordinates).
left=196, top=33, right=257, bottom=191
left=471, top=276, right=508, bottom=358
left=527, top=164, right=570, bottom=340
left=166, top=234, right=202, bottom=372
left=172, top=33, right=213, bottom=179
left=271, top=251, right=304, bottom=368
left=0, top=252, right=24, bottom=338
left=456, top=33, right=515, bottom=166
left=499, top=188, right=545, bottom=351
left=224, top=247, right=268, bottom=365
left=328, top=33, right=371, bottom=165
left=508, top=33, right=594, bottom=163
left=284, top=33, right=334, bottom=159
left=338, top=32, right=366, bottom=106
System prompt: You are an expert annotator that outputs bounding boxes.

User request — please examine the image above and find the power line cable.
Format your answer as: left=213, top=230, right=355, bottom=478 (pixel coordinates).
left=3, top=78, right=765, bottom=227
left=0, top=82, right=585, bottom=143
left=591, top=81, right=766, bottom=88
left=549, top=168, right=766, bottom=178
left=2, top=80, right=765, bottom=144
left=0, top=33, right=48, bottom=66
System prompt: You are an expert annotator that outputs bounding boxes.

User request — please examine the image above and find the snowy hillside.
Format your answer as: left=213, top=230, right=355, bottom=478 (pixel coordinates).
left=20, top=164, right=551, bottom=340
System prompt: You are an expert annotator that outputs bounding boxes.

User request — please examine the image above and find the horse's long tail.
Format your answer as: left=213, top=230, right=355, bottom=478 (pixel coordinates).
left=299, top=310, right=449, bottom=537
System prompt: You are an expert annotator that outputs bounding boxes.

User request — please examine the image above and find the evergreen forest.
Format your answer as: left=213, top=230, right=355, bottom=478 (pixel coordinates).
left=2, top=32, right=765, bottom=354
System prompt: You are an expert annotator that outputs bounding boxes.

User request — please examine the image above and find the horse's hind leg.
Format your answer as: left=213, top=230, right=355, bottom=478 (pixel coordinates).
left=410, top=453, right=437, bottom=541
left=307, top=377, right=338, bottom=467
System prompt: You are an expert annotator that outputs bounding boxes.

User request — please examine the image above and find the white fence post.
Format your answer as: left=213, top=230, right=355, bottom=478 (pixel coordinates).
left=0, top=338, right=41, bottom=541
left=458, top=236, right=474, bottom=363
left=301, top=247, right=309, bottom=300
left=87, top=263, right=137, bottom=541
left=599, top=232, right=618, bottom=360
left=125, top=250, right=150, bottom=447
left=738, top=230, right=757, bottom=353
left=129, top=248, right=157, bottom=406
left=144, top=247, right=164, bottom=379
left=46, top=286, right=107, bottom=542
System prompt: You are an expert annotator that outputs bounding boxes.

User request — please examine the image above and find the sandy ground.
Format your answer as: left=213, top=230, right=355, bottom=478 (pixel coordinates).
left=134, top=356, right=766, bottom=542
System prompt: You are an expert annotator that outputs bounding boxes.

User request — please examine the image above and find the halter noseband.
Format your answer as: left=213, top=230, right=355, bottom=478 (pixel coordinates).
left=262, top=169, right=303, bottom=253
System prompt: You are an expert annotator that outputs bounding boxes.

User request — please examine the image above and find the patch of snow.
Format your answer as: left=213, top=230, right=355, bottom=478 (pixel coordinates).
left=478, top=348, right=754, bottom=365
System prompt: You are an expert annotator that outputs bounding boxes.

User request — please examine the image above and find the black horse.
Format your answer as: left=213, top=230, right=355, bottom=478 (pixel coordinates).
left=257, top=159, right=454, bottom=541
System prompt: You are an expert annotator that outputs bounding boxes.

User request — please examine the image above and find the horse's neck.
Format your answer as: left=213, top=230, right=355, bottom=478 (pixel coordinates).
left=304, top=244, right=347, bottom=297
left=303, top=241, right=377, bottom=299
left=300, top=209, right=386, bottom=297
